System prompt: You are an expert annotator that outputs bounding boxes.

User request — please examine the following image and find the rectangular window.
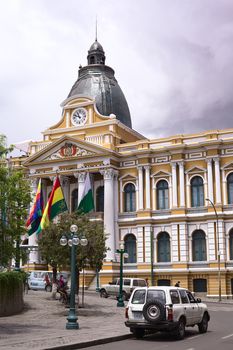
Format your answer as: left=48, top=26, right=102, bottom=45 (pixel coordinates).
left=179, top=290, right=189, bottom=304
left=132, top=290, right=146, bottom=304
left=147, top=290, right=166, bottom=303
left=123, top=279, right=130, bottom=286
left=170, top=290, right=180, bottom=304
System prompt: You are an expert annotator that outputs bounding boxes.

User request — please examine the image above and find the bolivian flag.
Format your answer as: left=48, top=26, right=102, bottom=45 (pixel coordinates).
left=39, top=176, right=68, bottom=232
left=78, top=173, right=94, bottom=213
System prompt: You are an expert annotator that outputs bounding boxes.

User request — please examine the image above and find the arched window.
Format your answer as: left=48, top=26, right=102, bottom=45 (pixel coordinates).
left=156, top=180, right=169, bottom=210
left=157, top=232, right=171, bottom=262
left=71, top=189, right=78, bottom=212
left=227, top=173, right=233, bottom=204
left=96, top=186, right=104, bottom=212
left=124, top=183, right=136, bottom=212
left=124, top=234, right=136, bottom=263
left=191, top=176, right=204, bottom=207
left=230, top=230, right=233, bottom=260
left=192, top=230, right=207, bottom=261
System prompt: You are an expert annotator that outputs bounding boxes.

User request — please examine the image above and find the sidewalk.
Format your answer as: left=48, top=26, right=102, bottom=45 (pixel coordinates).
left=0, top=290, right=130, bottom=350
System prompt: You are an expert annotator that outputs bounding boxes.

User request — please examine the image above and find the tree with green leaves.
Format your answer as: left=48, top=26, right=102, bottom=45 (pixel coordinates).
left=37, top=212, right=107, bottom=287
left=0, top=135, right=31, bottom=269
left=0, top=134, right=14, bottom=159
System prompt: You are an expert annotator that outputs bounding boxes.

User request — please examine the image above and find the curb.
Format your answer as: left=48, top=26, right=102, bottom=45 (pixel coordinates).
left=44, top=334, right=133, bottom=350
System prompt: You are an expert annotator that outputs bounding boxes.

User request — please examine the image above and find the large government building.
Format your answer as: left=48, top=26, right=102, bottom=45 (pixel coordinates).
left=18, top=38, right=233, bottom=297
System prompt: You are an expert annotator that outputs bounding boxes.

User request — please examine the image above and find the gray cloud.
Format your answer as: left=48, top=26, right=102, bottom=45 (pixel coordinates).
left=1, top=0, right=233, bottom=145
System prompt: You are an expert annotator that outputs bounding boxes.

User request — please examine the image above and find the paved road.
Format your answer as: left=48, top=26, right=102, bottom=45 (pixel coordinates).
left=84, top=303, right=233, bottom=350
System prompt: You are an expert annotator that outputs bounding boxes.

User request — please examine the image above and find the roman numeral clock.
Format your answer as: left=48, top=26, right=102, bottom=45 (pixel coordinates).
left=71, top=107, right=87, bottom=126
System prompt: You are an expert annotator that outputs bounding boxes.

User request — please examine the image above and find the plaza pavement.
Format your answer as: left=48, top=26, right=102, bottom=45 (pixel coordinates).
left=0, top=290, right=131, bottom=350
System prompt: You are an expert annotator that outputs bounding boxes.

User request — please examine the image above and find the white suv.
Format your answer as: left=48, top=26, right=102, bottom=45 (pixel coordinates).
left=125, top=286, right=210, bottom=340
left=99, top=278, right=147, bottom=301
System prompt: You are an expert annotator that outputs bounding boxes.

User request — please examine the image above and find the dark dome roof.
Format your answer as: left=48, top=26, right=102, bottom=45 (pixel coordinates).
left=89, top=40, right=104, bottom=52
left=68, top=40, right=132, bottom=128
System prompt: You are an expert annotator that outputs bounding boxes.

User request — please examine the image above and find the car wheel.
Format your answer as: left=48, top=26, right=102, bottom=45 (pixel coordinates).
left=174, top=318, right=186, bottom=340
left=132, top=328, right=145, bottom=339
left=198, top=313, right=209, bottom=333
left=100, top=289, right=108, bottom=298
left=45, top=284, right=52, bottom=292
left=142, top=299, right=165, bottom=323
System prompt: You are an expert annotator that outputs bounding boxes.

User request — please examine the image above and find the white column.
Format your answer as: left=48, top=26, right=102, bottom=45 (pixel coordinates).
left=144, top=226, right=151, bottom=263
left=114, top=172, right=119, bottom=250
left=138, top=166, right=144, bottom=210
left=28, top=178, right=39, bottom=264
left=171, top=162, right=177, bottom=207
left=206, top=158, right=214, bottom=202
left=136, top=179, right=139, bottom=210
left=101, top=168, right=116, bottom=261
left=144, top=166, right=151, bottom=209
left=89, top=107, right=93, bottom=124
left=179, top=224, right=188, bottom=262
left=178, top=161, right=185, bottom=207
left=222, top=170, right=227, bottom=205
left=171, top=224, right=178, bottom=262
left=137, top=226, right=144, bottom=263
left=169, top=181, right=172, bottom=209
left=214, top=158, right=221, bottom=204
left=152, top=181, right=156, bottom=210
left=186, top=172, right=191, bottom=207
left=119, top=179, right=123, bottom=213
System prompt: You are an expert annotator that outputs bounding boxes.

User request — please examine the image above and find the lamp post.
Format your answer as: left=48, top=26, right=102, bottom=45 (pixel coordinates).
left=60, top=224, right=88, bottom=329
left=96, top=268, right=100, bottom=292
left=116, top=241, right=128, bottom=307
left=206, top=198, right=221, bottom=302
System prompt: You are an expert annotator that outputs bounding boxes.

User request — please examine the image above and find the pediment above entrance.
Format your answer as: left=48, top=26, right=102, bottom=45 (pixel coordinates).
left=151, top=170, right=171, bottom=178
left=185, top=166, right=206, bottom=174
left=23, top=136, right=113, bottom=166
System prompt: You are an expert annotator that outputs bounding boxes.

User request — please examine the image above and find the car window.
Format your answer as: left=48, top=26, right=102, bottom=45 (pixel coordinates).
left=123, top=279, right=131, bottom=286
left=112, top=278, right=118, bottom=285
left=170, top=290, right=180, bottom=304
left=133, top=279, right=138, bottom=286
left=147, top=290, right=166, bottom=303
left=132, top=289, right=146, bottom=304
left=138, top=280, right=147, bottom=287
left=179, top=290, right=189, bottom=304
left=187, top=291, right=196, bottom=303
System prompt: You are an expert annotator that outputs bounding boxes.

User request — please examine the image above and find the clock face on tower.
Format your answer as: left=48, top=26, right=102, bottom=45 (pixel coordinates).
left=71, top=108, right=87, bottom=126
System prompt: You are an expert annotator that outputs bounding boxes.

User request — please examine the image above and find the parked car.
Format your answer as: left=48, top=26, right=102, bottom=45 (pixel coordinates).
left=125, top=286, right=210, bottom=340
left=99, top=278, right=147, bottom=301
left=28, top=271, right=70, bottom=292
left=28, top=271, right=52, bottom=291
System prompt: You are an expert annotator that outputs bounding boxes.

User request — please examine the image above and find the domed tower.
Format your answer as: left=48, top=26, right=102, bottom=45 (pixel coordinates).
left=68, top=39, right=132, bottom=128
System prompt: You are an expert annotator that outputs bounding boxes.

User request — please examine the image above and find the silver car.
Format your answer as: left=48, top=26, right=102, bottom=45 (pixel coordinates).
left=125, top=286, right=210, bottom=340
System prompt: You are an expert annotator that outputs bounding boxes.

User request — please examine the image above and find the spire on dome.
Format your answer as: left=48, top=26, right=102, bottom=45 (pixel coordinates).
left=87, top=21, right=105, bottom=65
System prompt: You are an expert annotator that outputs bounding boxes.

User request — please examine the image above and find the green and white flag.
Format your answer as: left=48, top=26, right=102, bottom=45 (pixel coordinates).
left=78, top=173, right=94, bottom=213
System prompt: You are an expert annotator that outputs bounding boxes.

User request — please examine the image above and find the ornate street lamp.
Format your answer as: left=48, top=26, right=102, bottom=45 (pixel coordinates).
left=60, top=224, right=88, bottom=329
left=206, top=198, right=221, bottom=302
left=116, top=241, right=128, bottom=307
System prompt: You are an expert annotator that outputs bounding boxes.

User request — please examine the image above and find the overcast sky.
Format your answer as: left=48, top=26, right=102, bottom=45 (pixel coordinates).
left=1, top=0, right=233, bottom=148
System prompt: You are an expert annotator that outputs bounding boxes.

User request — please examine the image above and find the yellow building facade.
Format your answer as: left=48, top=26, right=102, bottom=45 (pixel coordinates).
left=21, top=39, right=233, bottom=298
